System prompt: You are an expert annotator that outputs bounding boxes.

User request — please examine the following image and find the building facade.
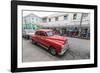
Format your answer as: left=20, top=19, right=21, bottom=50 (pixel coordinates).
left=23, top=13, right=42, bottom=30
left=41, top=12, right=90, bottom=38
left=23, top=12, right=90, bottom=38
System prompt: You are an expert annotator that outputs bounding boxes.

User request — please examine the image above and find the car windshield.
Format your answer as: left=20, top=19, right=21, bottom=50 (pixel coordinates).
left=46, top=31, right=54, bottom=36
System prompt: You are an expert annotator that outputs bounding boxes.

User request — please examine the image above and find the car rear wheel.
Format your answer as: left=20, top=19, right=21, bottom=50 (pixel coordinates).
left=32, top=39, right=36, bottom=44
left=27, top=35, right=30, bottom=39
left=49, top=47, right=57, bottom=56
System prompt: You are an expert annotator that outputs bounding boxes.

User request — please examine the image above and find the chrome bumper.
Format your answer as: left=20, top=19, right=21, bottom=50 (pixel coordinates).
left=58, top=44, right=69, bottom=55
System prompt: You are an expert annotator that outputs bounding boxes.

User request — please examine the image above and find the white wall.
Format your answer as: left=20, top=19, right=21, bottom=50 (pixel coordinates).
left=42, top=13, right=89, bottom=27
left=24, top=13, right=88, bottom=28
left=0, top=0, right=99, bottom=73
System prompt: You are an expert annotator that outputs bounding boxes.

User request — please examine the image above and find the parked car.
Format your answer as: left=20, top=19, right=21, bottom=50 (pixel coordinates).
left=31, top=29, right=69, bottom=56
left=23, top=30, right=35, bottom=39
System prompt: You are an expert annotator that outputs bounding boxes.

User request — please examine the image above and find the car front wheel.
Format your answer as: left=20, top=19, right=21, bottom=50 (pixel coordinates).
left=49, top=47, right=57, bottom=56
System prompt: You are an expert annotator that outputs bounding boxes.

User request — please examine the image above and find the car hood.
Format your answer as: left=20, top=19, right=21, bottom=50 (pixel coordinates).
left=47, top=35, right=67, bottom=44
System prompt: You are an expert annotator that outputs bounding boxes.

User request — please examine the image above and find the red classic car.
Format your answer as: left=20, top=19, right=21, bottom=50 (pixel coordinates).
left=31, top=29, right=69, bottom=56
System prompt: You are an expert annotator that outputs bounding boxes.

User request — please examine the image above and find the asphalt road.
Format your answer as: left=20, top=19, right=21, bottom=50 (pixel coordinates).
left=22, top=37, right=90, bottom=62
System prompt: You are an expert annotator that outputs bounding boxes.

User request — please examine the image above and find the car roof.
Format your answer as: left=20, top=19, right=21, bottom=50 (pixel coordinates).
left=36, top=29, right=52, bottom=32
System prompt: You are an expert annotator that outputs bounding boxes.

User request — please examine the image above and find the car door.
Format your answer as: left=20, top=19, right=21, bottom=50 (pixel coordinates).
left=39, top=32, right=50, bottom=48
left=37, top=31, right=45, bottom=44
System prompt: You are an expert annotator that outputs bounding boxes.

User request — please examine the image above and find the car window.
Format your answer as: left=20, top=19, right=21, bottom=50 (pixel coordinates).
left=40, top=32, right=46, bottom=36
left=35, top=31, right=40, bottom=35
left=35, top=31, right=46, bottom=36
left=46, top=31, right=54, bottom=36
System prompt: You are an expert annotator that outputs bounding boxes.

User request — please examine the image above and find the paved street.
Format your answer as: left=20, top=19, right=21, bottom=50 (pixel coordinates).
left=22, top=37, right=90, bottom=62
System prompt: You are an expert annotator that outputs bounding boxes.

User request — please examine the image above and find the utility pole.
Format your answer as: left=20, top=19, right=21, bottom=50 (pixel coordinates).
left=79, top=13, right=83, bottom=38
